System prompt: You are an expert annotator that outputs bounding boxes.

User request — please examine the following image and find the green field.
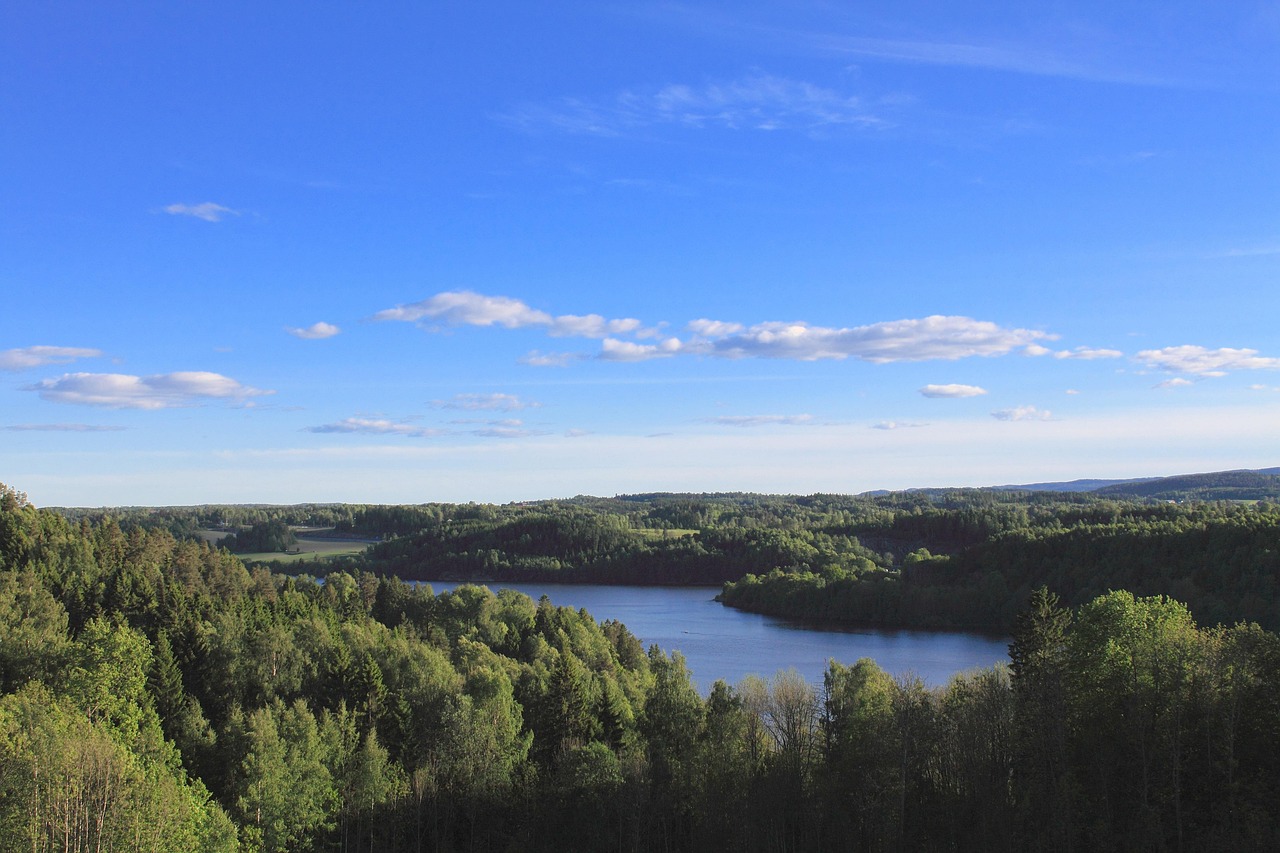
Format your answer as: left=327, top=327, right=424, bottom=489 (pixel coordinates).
left=633, top=528, right=698, bottom=540
left=198, top=528, right=376, bottom=564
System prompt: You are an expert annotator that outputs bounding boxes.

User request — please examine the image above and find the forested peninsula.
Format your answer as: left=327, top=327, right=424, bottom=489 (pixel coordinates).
left=5, top=476, right=1280, bottom=850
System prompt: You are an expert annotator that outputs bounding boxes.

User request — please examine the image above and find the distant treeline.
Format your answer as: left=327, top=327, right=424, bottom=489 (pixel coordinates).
left=56, top=487, right=1280, bottom=633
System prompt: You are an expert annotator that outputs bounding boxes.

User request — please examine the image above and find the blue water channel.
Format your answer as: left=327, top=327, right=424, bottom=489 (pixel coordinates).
left=422, top=581, right=1010, bottom=692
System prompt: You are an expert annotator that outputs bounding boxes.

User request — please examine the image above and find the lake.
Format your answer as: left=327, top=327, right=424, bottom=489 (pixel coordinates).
left=423, top=580, right=1010, bottom=692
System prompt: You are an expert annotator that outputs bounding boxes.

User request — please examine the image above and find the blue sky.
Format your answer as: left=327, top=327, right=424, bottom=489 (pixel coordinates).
left=3, top=1, right=1278, bottom=506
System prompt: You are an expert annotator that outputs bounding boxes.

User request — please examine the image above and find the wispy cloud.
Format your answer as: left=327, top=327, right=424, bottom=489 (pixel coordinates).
left=1053, top=346, right=1124, bottom=360
left=701, top=414, right=814, bottom=427
left=519, top=350, right=584, bottom=368
left=501, top=73, right=885, bottom=137
left=1135, top=345, right=1280, bottom=376
left=162, top=202, right=239, bottom=222
left=374, top=291, right=649, bottom=339
left=699, top=315, right=1050, bottom=362
left=286, top=322, right=341, bottom=340
left=431, top=393, right=538, bottom=411
left=919, top=383, right=987, bottom=398
left=27, top=372, right=272, bottom=409
left=1155, top=378, right=1195, bottom=390
left=872, top=421, right=928, bottom=430
left=3, top=423, right=126, bottom=432
left=0, top=345, right=102, bottom=371
left=470, top=425, right=552, bottom=439
left=306, top=418, right=445, bottom=438
left=804, top=33, right=1169, bottom=86
left=992, top=405, right=1052, bottom=422
left=1213, top=242, right=1280, bottom=258
left=305, top=415, right=550, bottom=440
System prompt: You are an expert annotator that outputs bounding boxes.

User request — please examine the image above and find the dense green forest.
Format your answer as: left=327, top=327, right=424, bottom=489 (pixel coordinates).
left=4, top=481, right=1280, bottom=851
left=7, top=481, right=1280, bottom=845
left=73, top=481, right=1280, bottom=634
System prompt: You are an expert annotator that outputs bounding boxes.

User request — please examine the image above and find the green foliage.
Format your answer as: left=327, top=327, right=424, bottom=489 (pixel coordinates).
left=221, top=520, right=298, bottom=554
left=5, top=483, right=1280, bottom=850
left=50, top=485, right=1280, bottom=635
left=722, top=499, right=1280, bottom=632
left=0, top=569, right=70, bottom=692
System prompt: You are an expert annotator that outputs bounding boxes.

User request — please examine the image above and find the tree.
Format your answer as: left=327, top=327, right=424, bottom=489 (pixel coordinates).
left=0, top=569, right=70, bottom=692
left=233, top=701, right=336, bottom=853
left=1068, top=591, right=1204, bottom=851
left=820, top=658, right=898, bottom=849
left=1008, top=586, right=1074, bottom=848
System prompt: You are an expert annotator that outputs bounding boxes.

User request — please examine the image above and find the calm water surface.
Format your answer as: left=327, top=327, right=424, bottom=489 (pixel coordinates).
left=424, top=581, right=1009, bottom=692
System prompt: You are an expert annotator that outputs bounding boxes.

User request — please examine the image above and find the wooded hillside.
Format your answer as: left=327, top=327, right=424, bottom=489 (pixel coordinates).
left=4, top=482, right=1280, bottom=850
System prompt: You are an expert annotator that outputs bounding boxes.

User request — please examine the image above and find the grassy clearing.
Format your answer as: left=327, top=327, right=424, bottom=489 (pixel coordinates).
left=208, top=528, right=376, bottom=564
left=238, top=537, right=371, bottom=562
left=633, top=528, right=698, bottom=540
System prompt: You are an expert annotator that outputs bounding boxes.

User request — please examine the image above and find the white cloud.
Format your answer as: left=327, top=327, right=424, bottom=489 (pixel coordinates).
left=687, top=319, right=745, bottom=338
left=598, top=337, right=684, bottom=362
left=0, top=345, right=102, bottom=371
left=375, top=291, right=550, bottom=328
left=1135, top=345, right=1280, bottom=376
left=708, top=316, right=1049, bottom=362
left=471, top=426, right=552, bottom=439
left=306, top=418, right=445, bottom=438
left=548, top=314, right=643, bottom=338
left=1217, top=242, right=1280, bottom=258
left=304, top=414, right=550, bottom=440
left=431, top=393, right=537, bottom=411
left=1154, top=378, right=1194, bottom=390
left=374, top=294, right=1054, bottom=370
left=286, top=322, right=341, bottom=340
left=701, top=414, right=814, bottom=427
left=163, top=202, right=238, bottom=222
left=872, top=421, right=928, bottom=430
left=4, top=423, right=126, bottom=432
left=27, top=371, right=272, bottom=409
left=756, top=20, right=1169, bottom=85
left=1023, top=344, right=1053, bottom=357
left=1053, top=346, right=1124, bottom=360
left=991, top=405, right=1052, bottom=422
left=503, top=73, right=884, bottom=137
left=919, top=383, right=987, bottom=398
left=375, top=291, right=646, bottom=341
left=1065, top=389, right=1081, bottom=395
left=519, top=350, right=584, bottom=367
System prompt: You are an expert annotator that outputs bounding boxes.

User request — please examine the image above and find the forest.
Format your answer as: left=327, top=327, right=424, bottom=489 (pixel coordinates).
left=75, top=479, right=1280, bottom=634
left=3, top=480, right=1280, bottom=851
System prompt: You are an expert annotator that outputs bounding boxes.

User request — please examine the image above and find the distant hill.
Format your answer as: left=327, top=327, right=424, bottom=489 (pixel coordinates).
left=1092, top=468, right=1280, bottom=500
left=988, top=477, right=1159, bottom=493
left=986, top=467, right=1280, bottom=500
